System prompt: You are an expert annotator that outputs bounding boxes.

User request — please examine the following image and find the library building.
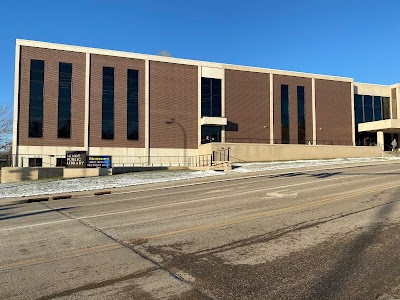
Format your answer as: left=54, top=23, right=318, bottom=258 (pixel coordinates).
left=11, top=39, right=400, bottom=168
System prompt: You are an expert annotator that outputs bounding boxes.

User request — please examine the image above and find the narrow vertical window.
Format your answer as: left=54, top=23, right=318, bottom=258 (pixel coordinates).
left=363, top=95, right=373, bottom=122
left=281, top=84, right=289, bottom=144
left=201, top=78, right=221, bottom=117
left=127, top=69, right=139, bottom=140
left=297, top=86, right=305, bottom=144
left=29, top=60, right=44, bottom=137
left=58, top=63, right=72, bottom=138
left=102, top=67, right=114, bottom=139
left=373, top=96, right=382, bottom=121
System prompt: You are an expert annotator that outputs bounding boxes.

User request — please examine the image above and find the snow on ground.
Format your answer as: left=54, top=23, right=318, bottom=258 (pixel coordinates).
left=1, top=157, right=399, bottom=199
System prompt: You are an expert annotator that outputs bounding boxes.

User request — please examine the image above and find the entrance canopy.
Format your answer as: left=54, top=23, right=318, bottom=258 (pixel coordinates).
left=358, top=119, right=400, bottom=133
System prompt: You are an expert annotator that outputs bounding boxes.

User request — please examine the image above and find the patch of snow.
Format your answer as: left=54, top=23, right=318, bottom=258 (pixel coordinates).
left=1, top=157, right=399, bottom=199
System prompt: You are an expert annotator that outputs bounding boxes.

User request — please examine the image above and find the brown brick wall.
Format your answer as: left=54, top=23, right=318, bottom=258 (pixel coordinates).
left=315, top=79, right=352, bottom=144
left=149, top=61, right=198, bottom=149
left=19, top=46, right=86, bottom=147
left=391, top=88, right=397, bottom=119
left=225, top=69, right=270, bottom=143
left=273, top=75, right=312, bottom=144
left=89, top=54, right=145, bottom=148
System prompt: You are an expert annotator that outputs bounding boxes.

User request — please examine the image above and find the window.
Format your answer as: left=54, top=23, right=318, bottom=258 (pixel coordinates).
left=127, top=69, right=139, bottom=140
left=29, top=158, right=42, bottom=167
left=363, top=95, right=373, bottom=122
left=201, top=78, right=221, bottom=117
left=56, top=157, right=67, bottom=167
left=102, top=67, right=114, bottom=139
left=297, top=86, right=305, bottom=144
left=355, top=94, right=388, bottom=146
left=373, top=96, right=382, bottom=121
left=29, top=60, right=44, bottom=137
left=355, top=94, right=363, bottom=125
left=58, top=63, right=72, bottom=138
left=201, top=126, right=222, bottom=144
left=281, top=85, right=289, bottom=144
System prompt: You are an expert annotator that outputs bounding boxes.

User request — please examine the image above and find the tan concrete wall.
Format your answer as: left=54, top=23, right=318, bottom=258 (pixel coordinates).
left=1, top=167, right=63, bottom=183
left=199, top=143, right=381, bottom=162
left=63, top=168, right=109, bottom=178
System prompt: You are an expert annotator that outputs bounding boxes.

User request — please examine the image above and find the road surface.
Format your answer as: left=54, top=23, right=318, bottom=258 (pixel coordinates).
left=1, top=161, right=400, bottom=299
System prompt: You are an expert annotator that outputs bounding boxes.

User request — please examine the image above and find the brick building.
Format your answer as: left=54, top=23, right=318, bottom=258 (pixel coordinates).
left=11, top=39, right=400, bottom=167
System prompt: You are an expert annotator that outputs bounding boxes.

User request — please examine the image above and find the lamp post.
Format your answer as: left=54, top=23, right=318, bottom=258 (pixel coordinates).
left=166, top=118, right=187, bottom=166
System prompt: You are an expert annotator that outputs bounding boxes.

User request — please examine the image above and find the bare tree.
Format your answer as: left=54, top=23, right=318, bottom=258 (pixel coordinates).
left=0, top=104, right=13, bottom=152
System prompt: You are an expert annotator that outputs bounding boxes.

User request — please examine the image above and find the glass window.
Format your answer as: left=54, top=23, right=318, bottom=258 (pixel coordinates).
left=201, top=78, right=221, bottom=117
left=373, top=96, right=382, bottom=121
left=363, top=95, right=373, bottom=122
left=127, top=69, right=139, bottom=140
left=297, top=86, right=305, bottom=144
left=201, top=126, right=222, bottom=144
left=29, top=60, right=44, bottom=138
left=281, top=84, right=289, bottom=143
left=58, top=63, right=72, bottom=138
left=102, top=67, right=114, bottom=139
left=29, top=158, right=42, bottom=167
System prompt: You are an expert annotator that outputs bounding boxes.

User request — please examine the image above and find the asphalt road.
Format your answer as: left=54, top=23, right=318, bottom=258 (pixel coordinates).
left=1, top=161, right=400, bottom=300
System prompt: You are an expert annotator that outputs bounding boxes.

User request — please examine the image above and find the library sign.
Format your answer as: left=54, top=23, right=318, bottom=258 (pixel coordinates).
left=66, top=152, right=112, bottom=169
left=66, top=151, right=87, bottom=168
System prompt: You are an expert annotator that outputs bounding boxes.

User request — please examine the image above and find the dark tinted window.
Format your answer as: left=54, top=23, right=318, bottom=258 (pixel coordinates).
left=58, top=62, right=72, bottom=138
left=102, top=67, right=114, bottom=139
left=201, top=78, right=221, bottom=117
left=355, top=94, right=363, bottom=125
left=373, top=96, right=382, bottom=121
left=363, top=95, right=373, bottom=122
left=201, top=126, right=222, bottom=144
left=297, top=86, right=305, bottom=144
left=29, top=60, right=44, bottom=137
left=127, top=69, right=139, bottom=140
left=281, top=84, right=289, bottom=144
left=29, top=158, right=42, bottom=167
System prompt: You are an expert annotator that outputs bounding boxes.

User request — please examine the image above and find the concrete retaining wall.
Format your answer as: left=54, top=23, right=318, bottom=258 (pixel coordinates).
left=1, top=167, right=63, bottom=183
left=199, top=143, right=382, bottom=162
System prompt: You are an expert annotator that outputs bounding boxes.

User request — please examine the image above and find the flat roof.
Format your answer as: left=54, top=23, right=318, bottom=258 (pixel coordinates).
left=16, top=39, right=354, bottom=83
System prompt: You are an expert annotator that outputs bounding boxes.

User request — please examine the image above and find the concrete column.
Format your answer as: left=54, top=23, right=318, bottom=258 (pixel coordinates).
left=351, top=82, right=355, bottom=146
left=269, top=73, right=274, bottom=144
left=377, top=131, right=384, bottom=150
left=145, top=59, right=150, bottom=165
left=221, top=68, right=226, bottom=143
left=312, top=78, right=316, bottom=144
left=84, top=52, right=91, bottom=152
left=397, top=86, right=400, bottom=121
left=198, top=66, right=202, bottom=146
left=12, top=43, right=21, bottom=167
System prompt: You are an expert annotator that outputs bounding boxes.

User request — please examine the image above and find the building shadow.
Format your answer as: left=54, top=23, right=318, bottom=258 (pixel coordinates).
left=299, top=192, right=399, bottom=299
left=0, top=206, right=74, bottom=221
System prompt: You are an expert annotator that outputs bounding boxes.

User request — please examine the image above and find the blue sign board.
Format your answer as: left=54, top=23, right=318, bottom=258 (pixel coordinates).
left=86, top=156, right=112, bottom=168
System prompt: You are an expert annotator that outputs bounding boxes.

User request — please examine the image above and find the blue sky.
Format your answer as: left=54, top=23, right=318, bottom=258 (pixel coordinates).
left=1, top=0, right=399, bottom=109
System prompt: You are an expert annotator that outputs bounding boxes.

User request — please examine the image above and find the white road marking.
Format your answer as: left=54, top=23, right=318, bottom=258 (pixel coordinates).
left=1, top=166, right=400, bottom=232
left=263, top=190, right=298, bottom=199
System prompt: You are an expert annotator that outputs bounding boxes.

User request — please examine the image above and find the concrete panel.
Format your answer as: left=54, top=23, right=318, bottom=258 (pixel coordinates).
left=202, top=67, right=224, bottom=79
left=63, top=168, right=109, bottom=178
left=1, top=167, right=63, bottom=183
left=354, top=83, right=391, bottom=97
left=199, top=143, right=381, bottom=162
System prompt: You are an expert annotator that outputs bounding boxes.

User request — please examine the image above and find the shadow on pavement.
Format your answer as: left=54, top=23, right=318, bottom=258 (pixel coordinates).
left=299, top=190, right=400, bottom=299
left=0, top=206, right=74, bottom=221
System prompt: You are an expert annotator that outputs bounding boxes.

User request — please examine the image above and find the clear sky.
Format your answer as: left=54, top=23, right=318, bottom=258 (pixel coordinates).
left=1, top=0, right=399, bottom=108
